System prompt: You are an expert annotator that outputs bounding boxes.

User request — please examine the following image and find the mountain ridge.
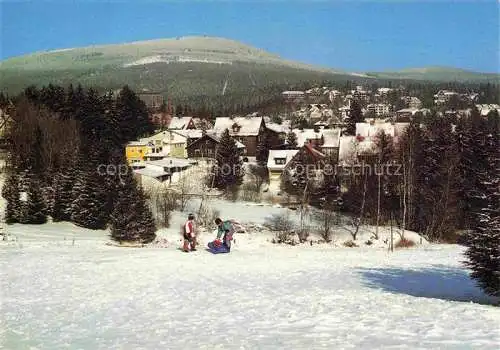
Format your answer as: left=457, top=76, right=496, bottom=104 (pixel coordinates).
left=0, top=36, right=498, bottom=99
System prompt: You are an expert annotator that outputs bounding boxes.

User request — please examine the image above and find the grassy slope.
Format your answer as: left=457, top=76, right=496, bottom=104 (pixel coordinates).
left=0, top=36, right=354, bottom=98
left=1, top=36, right=498, bottom=98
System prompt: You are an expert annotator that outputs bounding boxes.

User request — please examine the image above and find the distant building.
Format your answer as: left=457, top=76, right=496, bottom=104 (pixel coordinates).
left=282, top=91, right=305, bottom=102
left=476, top=104, right=500, bottom=116
left=366, top=103, right=391, bottom=117
left=138, top=92, right=164, bottom=110
left=434, top=90, right=458, bottom=105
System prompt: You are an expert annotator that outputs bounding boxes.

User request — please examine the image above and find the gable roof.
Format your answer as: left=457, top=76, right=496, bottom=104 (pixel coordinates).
left=186, top=133, right=246, bottom=149
left=321, top=128, right=341, bottom=148
left=355, top=122, right=409, bottom=139
left=267, top=149, right=299, bottom=171
left=266, top=120, right=291, bottom=134
left=213, top=117, right=263, bottom=136
left=292, top=128, right=324, bottom=146
left=168, top=116, right=193, bottom=130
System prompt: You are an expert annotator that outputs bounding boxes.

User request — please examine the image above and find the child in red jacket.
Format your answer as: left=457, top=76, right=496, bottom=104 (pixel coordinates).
left=182, top=213, right=197, bottom=252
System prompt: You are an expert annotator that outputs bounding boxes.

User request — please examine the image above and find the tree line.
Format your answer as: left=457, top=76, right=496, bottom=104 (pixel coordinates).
left=1, top=84, right=157, bottom=243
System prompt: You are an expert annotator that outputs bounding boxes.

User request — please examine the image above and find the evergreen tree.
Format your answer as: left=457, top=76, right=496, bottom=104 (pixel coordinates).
left=24, top=176, right=47, bottom=224
left=256, top=131, right=273, bottom=166
left=286, top=131, right=298, bottom=149
left=214, top=129, right=244, bottom=189
left=109, top=166, right=156, bottom=243
left=71, top=151, right=110, bottom=230
left=1, top=171, right=21, bottom=224
left=52, top=156, right=77, bottom=222
left=113, top=86, right=154, bottom=144
left=344, top=99, right=363, bottom=136
left=464, top=131, right=500, bottom=297
left=417, top=119, right=461, bottom=241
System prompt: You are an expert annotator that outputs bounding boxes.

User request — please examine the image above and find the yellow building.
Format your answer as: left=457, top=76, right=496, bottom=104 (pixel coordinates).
left=126, top=141, right=149, bottom=164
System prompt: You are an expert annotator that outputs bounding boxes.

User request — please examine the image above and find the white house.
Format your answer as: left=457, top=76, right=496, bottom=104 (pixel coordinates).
left=267, top=149, right=299, bottom=188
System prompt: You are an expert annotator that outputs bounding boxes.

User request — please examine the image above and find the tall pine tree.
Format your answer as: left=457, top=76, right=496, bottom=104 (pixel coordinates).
left=344, top=99, right=363, bottom=136
left=110, top=165, right=156, bottom=243
left=463, top=110, right=500, bottom=297
left=71, top=149, right=110, bottom=230
left=214, top=129, right=244, bottom=189
left=256, top=131, right=273, bottom=166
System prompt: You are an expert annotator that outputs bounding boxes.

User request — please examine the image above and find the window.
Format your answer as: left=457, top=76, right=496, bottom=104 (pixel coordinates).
left=275, top=158, right=286, bottom=165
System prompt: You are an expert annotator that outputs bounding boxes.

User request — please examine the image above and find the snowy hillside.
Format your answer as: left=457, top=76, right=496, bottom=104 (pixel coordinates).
left=1, top=172, right=499, bottom=348
left=1, top=221, right=499, bottom=349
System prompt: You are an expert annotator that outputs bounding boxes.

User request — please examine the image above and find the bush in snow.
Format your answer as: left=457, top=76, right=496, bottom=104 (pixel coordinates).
left=196, top=203, right=220, bottom=229
left=239, top=182, right=261, bottom=203
left=265, top=213, right=296, bottom=244
left=343, top=240, right=358, bottom=248
left=395, top=237, right=416, bottom=249
left=148, top=190, right=179, bottom=228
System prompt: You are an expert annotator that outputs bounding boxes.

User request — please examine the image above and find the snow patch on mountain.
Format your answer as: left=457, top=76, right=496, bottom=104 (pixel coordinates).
left=123, top=55, right=233, bottom=67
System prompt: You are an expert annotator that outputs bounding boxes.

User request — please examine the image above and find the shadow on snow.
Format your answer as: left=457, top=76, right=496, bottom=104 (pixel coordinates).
left=358, top=264, right=499, bottom=306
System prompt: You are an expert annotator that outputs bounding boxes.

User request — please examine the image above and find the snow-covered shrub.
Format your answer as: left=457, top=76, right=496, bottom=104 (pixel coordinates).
left=264, top=213, right=295, bottom=244
left=343, top=240, right=358, bottom=248
left=239, top=182, right=261, bottom=202
left=197, top=204, right=220, bottom=229
left=395, top=237, right=416, bottom=248
left=149, top=190, right=180, bottom=228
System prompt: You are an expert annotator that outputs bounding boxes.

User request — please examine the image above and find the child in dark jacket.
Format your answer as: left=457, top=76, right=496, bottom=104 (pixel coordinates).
left=213, top=217, right=234, bottom=252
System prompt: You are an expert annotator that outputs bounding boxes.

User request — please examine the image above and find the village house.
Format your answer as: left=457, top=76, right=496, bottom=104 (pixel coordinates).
left=132, top=158, right=197, bottom=187
left=395, top=108, right=431, bottom=121
left=282, top=90, right=305, bottom=103
left=162, top=129, right=204, bottom=158
left=282, top=144, right=327, bottom=191
left=167, top=116, right=196, bottom=130
left=125, top=141, right=150, bottom=164
left=212, top=116, right=268, bottom=157
left=476, top=104, right=500, bottom=116
left=376, top=87, right=393, bottom=97
left=267, top=149, right=299, bottom=189
left=434, top=90, right=459, bottom=105
left=320, top=128, right=341, bottom=159
left=186, top=133, right=246, bottom=159
left=366, top=103, right=392, bottom=117
left=292, top=128, right=324, bottom=148
left=328, top=90, right=342, bottom=103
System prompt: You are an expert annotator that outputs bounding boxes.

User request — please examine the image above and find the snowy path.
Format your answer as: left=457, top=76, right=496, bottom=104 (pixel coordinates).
left=1, top=226, right=499, bottom=349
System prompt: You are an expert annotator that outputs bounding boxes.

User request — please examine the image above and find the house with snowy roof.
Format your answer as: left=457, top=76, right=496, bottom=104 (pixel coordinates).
left=267, top=149, right=299, bottom=184
left=475, top=104, right=500, bottom=116
left=212, top=116, right=267, bottom=157
left=282, top=144, right=327, bottom=192
left=167, top=116, right=196, bottom=130
left=131, top=158, right=198, bottom=186
left=186, top=132, right=246, bottom=159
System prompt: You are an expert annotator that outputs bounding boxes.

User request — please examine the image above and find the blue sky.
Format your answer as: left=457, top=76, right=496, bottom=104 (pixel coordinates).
left=1, top=1, right=499, bottom=72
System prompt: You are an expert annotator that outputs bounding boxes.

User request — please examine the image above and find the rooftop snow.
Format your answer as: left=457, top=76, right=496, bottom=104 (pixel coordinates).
left=168, top=117, right=193, bottom=130
left=213, top=117, right=263, bottom=136
left=267, top=149, right=299, bottom=170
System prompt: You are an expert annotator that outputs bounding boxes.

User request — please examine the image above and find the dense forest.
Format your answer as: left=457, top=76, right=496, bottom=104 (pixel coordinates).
left=1, top=85, right=157, bottom=243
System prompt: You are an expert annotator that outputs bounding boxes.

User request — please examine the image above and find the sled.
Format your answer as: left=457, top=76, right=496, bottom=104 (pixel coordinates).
left=207, top=241, right=230, bottom=254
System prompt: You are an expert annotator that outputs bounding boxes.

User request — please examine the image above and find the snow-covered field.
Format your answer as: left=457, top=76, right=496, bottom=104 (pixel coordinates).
left=1, top=216, right=499, bottom=349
